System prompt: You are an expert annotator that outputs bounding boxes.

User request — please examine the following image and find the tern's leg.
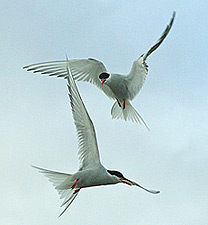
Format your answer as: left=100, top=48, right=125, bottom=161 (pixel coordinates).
left=123, top=100, right=126, bottom=109
left=116, top=99, right=121, bottom=107
left=72, top=179, right=78, bottom=189
left=74, top=188, right=80, bottom=194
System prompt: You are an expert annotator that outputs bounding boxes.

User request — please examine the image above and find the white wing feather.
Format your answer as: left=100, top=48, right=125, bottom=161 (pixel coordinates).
left=126, top=12, right=176, bottom=99
left=23, top=58, right=115, bottom=99
left=66, top=59, right=102, bottom=170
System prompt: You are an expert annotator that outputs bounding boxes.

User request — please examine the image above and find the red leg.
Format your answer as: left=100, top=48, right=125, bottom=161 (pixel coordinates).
left=72, top=179, right=78, bottom=189
left=116, top=99, right=121, bottom=107
left=74, top=188, right=80, bottom=194
left=123, top=100, right=125, bottom=109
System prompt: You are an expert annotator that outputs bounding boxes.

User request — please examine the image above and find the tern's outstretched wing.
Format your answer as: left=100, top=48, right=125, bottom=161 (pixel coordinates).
left=126, top=12, right=176, bottom=100
left=23, top=58, right=115, bottom=99
left=66, top=58, right=102, bottom=170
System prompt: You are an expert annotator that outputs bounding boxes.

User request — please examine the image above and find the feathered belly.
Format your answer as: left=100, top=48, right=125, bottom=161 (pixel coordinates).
left=109, top=83, right=129, bottom=101
left=74, top=170, right=117, bottom=188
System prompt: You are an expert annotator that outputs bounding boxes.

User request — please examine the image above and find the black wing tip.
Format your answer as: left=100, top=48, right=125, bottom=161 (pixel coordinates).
left=170, top=11, right=176, bottom=26
left=142, top=11, right=176, bottom=61
left=150, top=190, right=160, bottom=195
left=172, top=11, right=176, bottom=18
left=165, top=11, right=176, bottom=32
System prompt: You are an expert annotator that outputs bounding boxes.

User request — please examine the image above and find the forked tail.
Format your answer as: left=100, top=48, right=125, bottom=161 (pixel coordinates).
left=111, top=100, right=150, bottom=130
left=32, top=166, right=80, bottom=217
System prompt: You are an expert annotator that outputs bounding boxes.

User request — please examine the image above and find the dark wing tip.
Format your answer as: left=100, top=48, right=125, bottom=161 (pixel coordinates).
left=143, top=11, right=176, bottom=61
left=172, top=11, right=176, bottom=19
left=170, top=11, right=176, bottom=27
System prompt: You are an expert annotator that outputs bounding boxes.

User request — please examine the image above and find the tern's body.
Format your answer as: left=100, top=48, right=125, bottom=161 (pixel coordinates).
left=24, top=12, right=175, bottom=130
left=106, top=74, right=129, bottom=100
left=71, top=168, right=118, bottom=188
left=32, top=60, right=160, bottom=217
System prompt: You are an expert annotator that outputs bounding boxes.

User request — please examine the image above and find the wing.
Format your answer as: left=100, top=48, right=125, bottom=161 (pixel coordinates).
left=66, top=58, right=102, bottom=170
left=126, top=11, right=176, bottom=100
left=23, top=58, right=115, bottom=99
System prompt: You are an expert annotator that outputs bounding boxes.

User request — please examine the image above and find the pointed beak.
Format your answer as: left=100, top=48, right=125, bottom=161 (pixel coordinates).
left=101, top=79, right=106, bottom=85
left=120, top=178, right=134, bottom=186
left=121, top=178, right=160, bottom=194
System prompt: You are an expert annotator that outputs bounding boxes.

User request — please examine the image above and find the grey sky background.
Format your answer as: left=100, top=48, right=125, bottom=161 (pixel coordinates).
left=1, top=1, right=208, bottom=224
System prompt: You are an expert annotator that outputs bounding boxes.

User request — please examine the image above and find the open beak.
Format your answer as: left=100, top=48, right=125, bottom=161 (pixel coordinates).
left=101, top=79, right=106, bottom=85
left=120, top=178, right=160, bottom=194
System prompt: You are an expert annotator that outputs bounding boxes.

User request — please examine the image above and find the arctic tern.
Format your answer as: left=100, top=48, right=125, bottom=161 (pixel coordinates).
left=24, top=12, right=175, bottom=130
left=32, top=60, right=160, bottom=217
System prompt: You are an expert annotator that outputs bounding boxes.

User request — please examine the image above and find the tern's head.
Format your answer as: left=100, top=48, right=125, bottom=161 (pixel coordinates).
left=99, top=72, right=111, bottom=85
left=107, top=170, right=133, bottom=186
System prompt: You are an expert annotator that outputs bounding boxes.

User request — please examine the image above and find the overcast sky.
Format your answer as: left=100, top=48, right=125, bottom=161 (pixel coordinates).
left=1, top=1, right=208, bottom=224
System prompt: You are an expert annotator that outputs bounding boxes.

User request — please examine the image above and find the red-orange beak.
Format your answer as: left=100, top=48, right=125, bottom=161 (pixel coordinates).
left=120, top=178, right=134, bottom=186
left=101, top=79, right=106, bottom=85
left=120, top=178, right=160, bottom=194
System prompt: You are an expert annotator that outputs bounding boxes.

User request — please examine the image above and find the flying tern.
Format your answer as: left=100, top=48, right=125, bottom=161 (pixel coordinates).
left=32, top=60, right=160, bottom=217
left=23, top=12, right=175, bottom=130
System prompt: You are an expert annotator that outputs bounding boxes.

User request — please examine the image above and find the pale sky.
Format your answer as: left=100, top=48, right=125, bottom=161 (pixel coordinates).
left=1, top=1, right=208, bottom=224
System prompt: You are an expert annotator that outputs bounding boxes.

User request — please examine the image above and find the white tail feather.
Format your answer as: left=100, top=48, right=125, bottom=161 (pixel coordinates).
left=111, top=101, right=150, bottom=130
left=32, top=166, right=79, bottom=217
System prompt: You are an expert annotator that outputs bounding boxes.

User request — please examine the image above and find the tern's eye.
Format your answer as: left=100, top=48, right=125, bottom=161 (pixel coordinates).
left=99, top=72, right=110, bottom=80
